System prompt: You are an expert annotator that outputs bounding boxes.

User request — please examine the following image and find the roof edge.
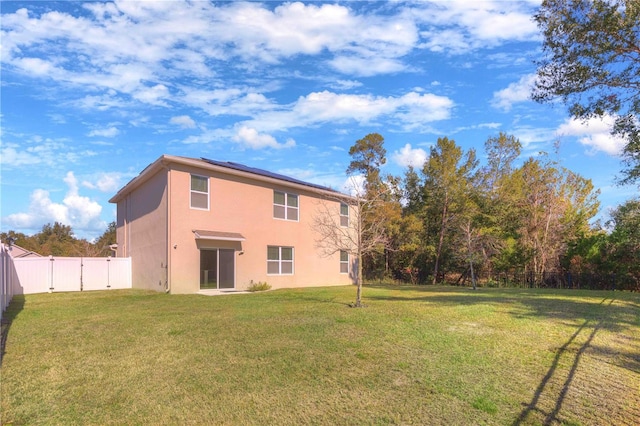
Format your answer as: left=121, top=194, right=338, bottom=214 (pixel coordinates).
left=109, top=155, right=353, bottom=204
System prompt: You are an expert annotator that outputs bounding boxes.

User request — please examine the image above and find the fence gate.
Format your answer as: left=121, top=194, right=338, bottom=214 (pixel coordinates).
left=11, top=257, right=131, bottom=295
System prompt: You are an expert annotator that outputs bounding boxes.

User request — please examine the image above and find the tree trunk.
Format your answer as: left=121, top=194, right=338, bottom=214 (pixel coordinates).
left=432, top=193, right=448, bottom=285
left=466, top=221, right=477, bottom=290
left=354, top=209, right=364, bottom=308
left=355, top=251, right=363, bottom=307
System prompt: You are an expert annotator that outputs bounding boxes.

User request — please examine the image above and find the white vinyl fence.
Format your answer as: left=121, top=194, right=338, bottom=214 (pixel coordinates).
left=1, top=243, right=132, bottom=321
left=1, top=244, right=17, bottom=322
left=12, top=256, right=131, bottom=294
left=0, top=243, right=131, bottom=319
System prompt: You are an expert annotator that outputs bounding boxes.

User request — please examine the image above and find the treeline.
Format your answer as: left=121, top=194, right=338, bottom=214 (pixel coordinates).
left=1, top=222, right=116, bottom=257
left=351, top=133, right=639, bottom=290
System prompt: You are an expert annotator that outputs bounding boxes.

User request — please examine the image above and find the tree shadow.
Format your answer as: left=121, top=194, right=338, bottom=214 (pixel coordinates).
left=364, top=285, right=640, bottom=423
left=266, top=288, right=352, bottom=307
left=368, top=286, right=640, bottom=426
left=365, top=285, right=638, bottom=333
left=512, top=297, right=613, bottom=425
left=1, top=295, right=25, bottom=368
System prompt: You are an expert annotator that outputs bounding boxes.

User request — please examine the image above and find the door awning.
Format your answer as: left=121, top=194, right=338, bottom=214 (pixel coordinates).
left=193, top=230, right=246, bottom=242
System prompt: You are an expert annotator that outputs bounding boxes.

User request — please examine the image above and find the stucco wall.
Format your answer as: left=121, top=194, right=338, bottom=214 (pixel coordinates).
left=116, top=169, right=168, bottom=291
left=166, top=163, right=355, bottom=293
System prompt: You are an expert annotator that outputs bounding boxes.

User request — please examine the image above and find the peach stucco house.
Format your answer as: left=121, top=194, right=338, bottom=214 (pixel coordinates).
left=109, top=155, right=356, bottom=294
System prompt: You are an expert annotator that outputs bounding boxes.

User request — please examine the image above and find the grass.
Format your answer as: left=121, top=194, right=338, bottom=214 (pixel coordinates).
left=1, top=285, right=639, bottom=425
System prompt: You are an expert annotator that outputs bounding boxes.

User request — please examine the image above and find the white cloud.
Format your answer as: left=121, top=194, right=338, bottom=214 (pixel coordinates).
left=329, top=55, right=407, bottom=77
left=81, top=172, right=122, bottom=193
left=454, top=122, right=502, bottom=133
left=133, top=84, right=170, bottom=106
left=170, top=115, right=196, bottom=129
left=0, top=0, right=540, bottom=124
left=556, top=115, right=627, bottom=156
left=392, top=144, right=428, bottom=168
left=342, top=174, right=366, bottom=197
left=3, top=171, right=105, bottom=235
left=491, top=74, right=537, bottom=112
left=181, top=89, right=454, bottom=145
left=0, top=137, right=97, bottom=170
left=88, top=126, right=120, bottom=138
left=329, top=80, right=363, bottom=90
left=233, top=126, right=295, bottom=149
left=288, top=90, right=453, bottom=130
left=0, top=145, right=41, bottom=167
left=415, top=1, right=539, bottom=54
left=0, top=1, right=420, bottom=103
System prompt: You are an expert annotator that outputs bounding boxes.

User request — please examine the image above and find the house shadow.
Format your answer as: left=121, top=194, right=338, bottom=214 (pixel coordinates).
left=1, top=295, right=25, bottom=367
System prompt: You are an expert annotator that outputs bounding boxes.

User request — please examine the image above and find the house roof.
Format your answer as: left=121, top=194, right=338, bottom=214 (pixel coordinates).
left=7, top=244, right=42, bottom=258
left=200, top=158, right=336, bottom=193
left=110, top=155, right=349, bottom=203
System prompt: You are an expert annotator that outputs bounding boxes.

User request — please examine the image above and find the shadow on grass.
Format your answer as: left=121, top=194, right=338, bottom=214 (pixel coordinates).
left=262, top=288, right=352, bottom=307
left=364, top=285, right=638, bottom=333
left=1, top=295, right=25, bottom=368
left=512, top=298, right=613, bottom=426
left=366, top=286, right=639, bottom=424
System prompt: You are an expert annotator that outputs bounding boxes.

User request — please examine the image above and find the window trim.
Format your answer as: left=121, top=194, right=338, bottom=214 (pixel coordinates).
left=267, top=245, right=295, bottom=275
left=273, top=190, right=299, bottom=221
left=190, top=174, right=210, bottom=210
left=340, top=202, right=349, bottom=227
left=340, top=250, right=349, bottom=274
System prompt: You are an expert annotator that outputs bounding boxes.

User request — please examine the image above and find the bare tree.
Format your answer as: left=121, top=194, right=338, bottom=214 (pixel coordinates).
left=312, top=177, right=391, bottom=307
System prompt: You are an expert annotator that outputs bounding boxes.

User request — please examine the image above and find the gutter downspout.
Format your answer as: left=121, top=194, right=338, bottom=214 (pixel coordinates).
left=165, top=164, right=171, bottom=294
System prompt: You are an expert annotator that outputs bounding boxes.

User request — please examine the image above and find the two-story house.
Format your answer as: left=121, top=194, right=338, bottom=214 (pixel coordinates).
left=109, top=155, right=356, bottom=294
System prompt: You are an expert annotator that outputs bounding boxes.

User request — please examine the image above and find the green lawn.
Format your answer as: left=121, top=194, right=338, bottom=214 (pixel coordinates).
left=1, top=286, right=638, bottom=425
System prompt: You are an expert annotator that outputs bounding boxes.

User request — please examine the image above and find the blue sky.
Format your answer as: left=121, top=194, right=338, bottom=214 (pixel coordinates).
left=1, top=0, right=637, bottom=240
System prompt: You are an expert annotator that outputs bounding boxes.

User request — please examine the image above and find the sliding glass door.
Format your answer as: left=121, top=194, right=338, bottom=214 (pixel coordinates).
left=200, top=249, right=235, bottom=290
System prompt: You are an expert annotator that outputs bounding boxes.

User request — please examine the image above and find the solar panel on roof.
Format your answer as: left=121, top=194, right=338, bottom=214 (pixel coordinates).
left=200, top=157, right=337, bottom=192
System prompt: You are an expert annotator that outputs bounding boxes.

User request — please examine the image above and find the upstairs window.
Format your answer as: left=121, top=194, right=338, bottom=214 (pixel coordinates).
left=273, top=191, right=298, bottom=221
left=191, top=175, right=209, bottom=210
left=340, top=250, right=349, bottom=274
left=267, top=246, right=294, bottom=275
left=340, top=202, right=349, bottom=227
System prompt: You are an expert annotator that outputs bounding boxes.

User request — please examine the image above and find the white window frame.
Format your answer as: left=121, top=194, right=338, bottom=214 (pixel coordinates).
left=273, top=190, right=299, bottom=221
left=190, top=174, right=210, bottom=210
left=340, top=202, right=349, bottom=227
left=340, top=250, right=349, bottom=274
left=267, top=246, right=294, bottom=275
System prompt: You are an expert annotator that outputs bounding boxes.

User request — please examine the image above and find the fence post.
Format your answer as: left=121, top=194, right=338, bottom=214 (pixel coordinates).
left=49, top=255, right=55, bottom=293
left=80, top=257, right=83, bottom=292
left=612, top=273, right=616, bottom=291
left=107, top=256, right=111, bottom=289
left=1, top=245, right=5, bottom=321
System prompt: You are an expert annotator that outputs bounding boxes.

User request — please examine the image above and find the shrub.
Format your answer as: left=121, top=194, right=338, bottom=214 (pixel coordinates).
left=247, top=280, right=271, bottom=292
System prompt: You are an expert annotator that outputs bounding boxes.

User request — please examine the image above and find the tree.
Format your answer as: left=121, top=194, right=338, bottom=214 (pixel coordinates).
left=345, top=133, right=401, bottom=281
left=1, top=222, right=117, bottom=257
left=347, top=133, right=386, bottom=193
left=37, top=222, right=76, bottom=256
left=532, top=0, right=640, bottom=184
left=473, top=134, right=524, bottom=278
left=94, top=221, right=117, bottom=256
left=606, top=198, right=640, bottom=284
left=481, top=133, right=522, bottom=196
left=313, top=133, right=398, bottom=306
left=504, top=154, right=601, bottom=279
left=313, top=180, right=391, bottom=307
left=422, top=137, right=478, bottom=284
